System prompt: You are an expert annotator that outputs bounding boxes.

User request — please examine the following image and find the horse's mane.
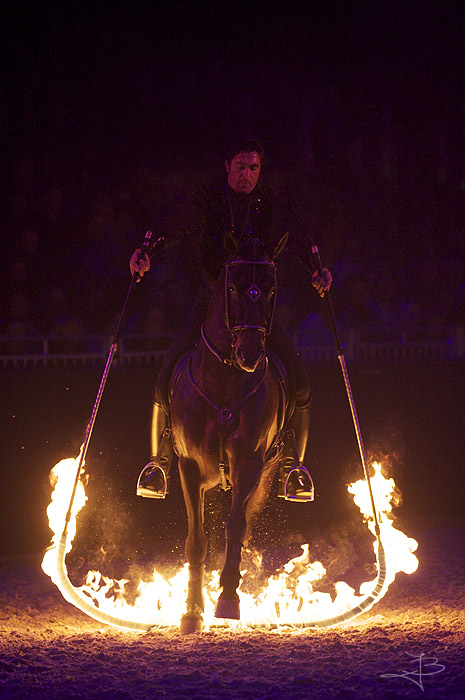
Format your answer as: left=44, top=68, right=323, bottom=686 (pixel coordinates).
left=229, top=236, right=270, bottom=263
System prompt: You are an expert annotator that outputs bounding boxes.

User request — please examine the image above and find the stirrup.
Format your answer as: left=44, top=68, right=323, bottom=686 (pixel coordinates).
left=136, top=460, right=169, bottom=499
left=279, top=464, right=314, bottom=502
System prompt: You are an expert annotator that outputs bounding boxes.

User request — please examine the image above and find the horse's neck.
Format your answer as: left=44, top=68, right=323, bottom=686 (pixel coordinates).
left=193, top=294, right=245, bottom=404
left=202, top=284, right=232, bottom=361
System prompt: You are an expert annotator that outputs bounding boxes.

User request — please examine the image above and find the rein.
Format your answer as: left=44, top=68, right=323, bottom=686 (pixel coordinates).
left=201, top=323, right=234, bottom=366
left=201, top=322, right=266, bottom=368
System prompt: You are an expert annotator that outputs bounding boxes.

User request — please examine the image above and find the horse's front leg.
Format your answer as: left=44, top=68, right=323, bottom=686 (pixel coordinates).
left=178, top=457, right=208, bottom=634
left=215, top=456, right=263, bottom=620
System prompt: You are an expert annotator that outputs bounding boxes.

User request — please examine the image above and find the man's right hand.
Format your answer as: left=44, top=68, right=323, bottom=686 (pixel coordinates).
left=130, top=249, right=151, bottom=278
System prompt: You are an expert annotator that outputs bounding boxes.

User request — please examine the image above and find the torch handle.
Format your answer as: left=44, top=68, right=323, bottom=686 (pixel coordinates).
left=312, top=244, right=380, bottom=538
left=311, top=245, right=343, bottom=356
left=62, top=231, right=162, bottom=538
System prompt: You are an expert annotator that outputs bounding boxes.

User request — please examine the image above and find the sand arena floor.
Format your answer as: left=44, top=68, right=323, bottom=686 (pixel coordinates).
left=0, top=525, right=463, bottom=700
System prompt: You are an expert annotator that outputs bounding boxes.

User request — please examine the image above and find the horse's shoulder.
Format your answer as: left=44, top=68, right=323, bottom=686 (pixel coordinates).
left=266, top=349, right=294, bottom=429
left=266, top=348, right=287, bottom=385
left=168, top=347, right=196, bottom=409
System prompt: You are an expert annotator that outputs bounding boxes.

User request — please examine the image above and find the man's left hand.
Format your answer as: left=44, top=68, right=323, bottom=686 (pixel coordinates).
left=311, top=268, right=332, bottom=297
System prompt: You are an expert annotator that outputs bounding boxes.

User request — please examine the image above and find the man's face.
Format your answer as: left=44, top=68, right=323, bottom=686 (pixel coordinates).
left=225, top=151, right=261, bottom=194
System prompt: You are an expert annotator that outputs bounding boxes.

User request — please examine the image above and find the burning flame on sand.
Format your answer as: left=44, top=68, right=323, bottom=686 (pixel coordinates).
left=42, top=456, right=418, bottom=631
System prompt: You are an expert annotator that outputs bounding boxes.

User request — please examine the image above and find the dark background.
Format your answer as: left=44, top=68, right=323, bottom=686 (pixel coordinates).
left=2, top=0, right=464, bottom=340
left=3, top=0, right=464, bottom=182
left=1, top=0, right=464, bottom=561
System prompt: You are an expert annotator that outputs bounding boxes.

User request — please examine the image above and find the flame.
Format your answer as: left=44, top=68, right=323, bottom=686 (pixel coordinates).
left=42, top=455, right=87, bottom=577
left=42, top=457, right=418, bottom=630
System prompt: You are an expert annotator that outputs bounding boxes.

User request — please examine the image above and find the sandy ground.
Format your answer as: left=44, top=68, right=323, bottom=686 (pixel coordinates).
left=0, top=525, right=464, bottom=700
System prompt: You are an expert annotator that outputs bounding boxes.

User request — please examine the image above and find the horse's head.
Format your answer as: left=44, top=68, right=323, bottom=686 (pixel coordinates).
left=223, top=233, right=288, bottom=372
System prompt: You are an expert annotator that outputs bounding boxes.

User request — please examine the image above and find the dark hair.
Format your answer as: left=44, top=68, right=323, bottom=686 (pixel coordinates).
left=224, top=138, right=265, bottom=164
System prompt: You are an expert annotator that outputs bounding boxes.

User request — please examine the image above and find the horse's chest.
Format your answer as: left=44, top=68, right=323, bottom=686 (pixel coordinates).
left=172, top=385, right=277, bottom=468
left=171, top=395, right=223, bottom=459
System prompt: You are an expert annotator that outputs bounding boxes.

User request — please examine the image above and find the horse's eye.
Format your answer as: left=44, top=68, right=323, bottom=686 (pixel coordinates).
left=270, top=289, right=276, bottom=297
left=228, top=286, right=236, bottom=294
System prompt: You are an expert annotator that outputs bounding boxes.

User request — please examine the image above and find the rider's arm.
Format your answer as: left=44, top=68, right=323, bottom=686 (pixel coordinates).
left=270, top=190, right=332, bottom=297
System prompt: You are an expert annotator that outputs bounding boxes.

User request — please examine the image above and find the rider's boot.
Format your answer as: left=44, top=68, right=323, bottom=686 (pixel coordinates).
left=136, top=402, right=174, bottom=499
left=278, top=400, right=314, bottom=502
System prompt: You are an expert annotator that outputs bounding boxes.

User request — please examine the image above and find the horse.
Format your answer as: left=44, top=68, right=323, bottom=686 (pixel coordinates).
left=169, top=233, right=290, bottom=634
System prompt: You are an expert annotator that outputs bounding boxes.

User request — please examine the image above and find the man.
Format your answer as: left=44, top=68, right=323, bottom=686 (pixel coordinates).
left=130, top=139, right=332, bottom=500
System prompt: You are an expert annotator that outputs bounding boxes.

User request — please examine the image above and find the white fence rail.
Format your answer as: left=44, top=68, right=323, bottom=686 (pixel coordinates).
left=0, top=327, right=463, bottom=369
left=298, top=327, right=463, bottom=363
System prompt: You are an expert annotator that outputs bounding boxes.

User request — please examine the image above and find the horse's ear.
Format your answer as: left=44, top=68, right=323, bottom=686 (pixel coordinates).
left=272, top=232, right=289, bottom=260
left=224, top=231, right=239, bottom=256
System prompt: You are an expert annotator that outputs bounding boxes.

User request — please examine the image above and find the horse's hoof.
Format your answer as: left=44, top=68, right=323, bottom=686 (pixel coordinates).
left=180, top=615, right=203, bottom=635
left=180, top=604, right=203, bottom=635
left=215, top=596, right=240, bottom=620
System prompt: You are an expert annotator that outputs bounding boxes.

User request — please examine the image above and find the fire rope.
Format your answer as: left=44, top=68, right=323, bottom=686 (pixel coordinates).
left=54, top=533, right=154, bottom=631
left=247, top=540, right=386, bottom=630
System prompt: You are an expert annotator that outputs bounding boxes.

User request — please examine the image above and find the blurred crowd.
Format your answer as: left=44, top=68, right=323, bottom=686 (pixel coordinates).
left=1, top=154, right=464, bottom=353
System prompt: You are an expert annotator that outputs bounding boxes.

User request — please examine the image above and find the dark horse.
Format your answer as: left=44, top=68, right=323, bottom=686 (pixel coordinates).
left=170, top=234, right=290, bottom=634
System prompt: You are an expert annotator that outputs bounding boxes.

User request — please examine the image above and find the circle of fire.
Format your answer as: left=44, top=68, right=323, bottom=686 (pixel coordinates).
left=42, top=455, right=418, bottom=632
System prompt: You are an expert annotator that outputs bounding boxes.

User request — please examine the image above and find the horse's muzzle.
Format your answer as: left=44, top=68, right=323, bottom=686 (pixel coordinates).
left=236, top=348, right=265, bottom=372
left=233, top=327, right=266, bottom=372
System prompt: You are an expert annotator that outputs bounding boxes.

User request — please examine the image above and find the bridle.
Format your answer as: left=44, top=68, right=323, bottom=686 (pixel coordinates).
left=225, top=258, right=277, bottom=368
left=201, top=255, right=277, bottom=367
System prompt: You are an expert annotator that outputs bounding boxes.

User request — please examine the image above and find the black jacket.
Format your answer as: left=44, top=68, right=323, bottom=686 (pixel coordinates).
left=152, top=180, right=317, bottom=281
